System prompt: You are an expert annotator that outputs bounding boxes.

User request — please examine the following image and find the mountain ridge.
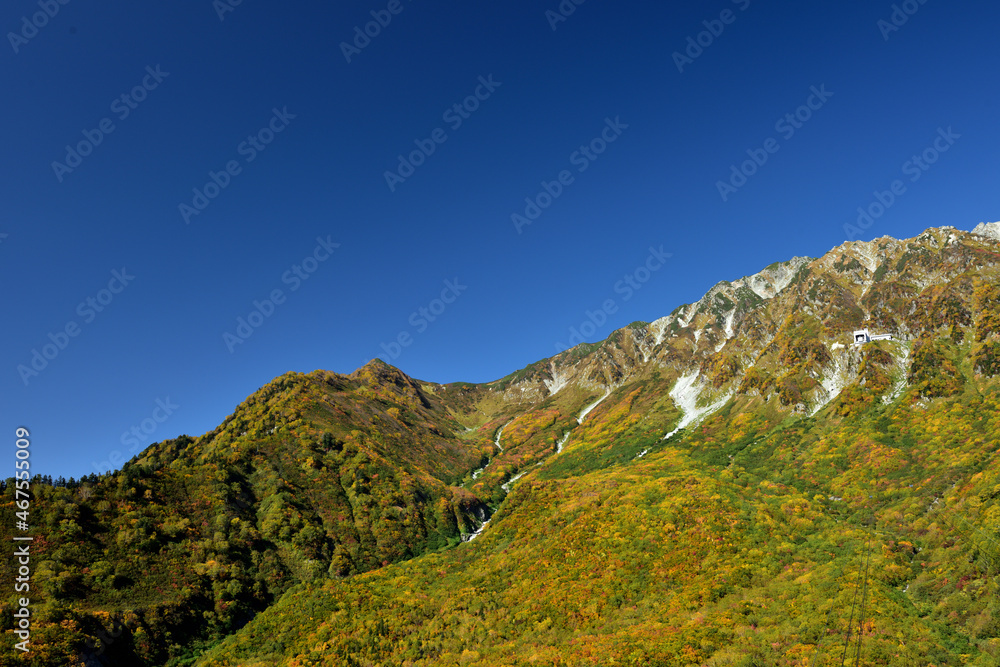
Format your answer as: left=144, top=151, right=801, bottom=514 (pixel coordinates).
left=459, top=223, right=1000, bottom=427
left=5, top=221, right=1000, bottom=666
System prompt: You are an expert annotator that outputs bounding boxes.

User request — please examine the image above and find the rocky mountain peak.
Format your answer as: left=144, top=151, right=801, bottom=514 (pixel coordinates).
left=972, top=221, right=1000, bottom=241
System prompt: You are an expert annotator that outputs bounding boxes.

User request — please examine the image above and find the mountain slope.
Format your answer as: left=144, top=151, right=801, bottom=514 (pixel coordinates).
left=194, top=226, right=1000, bottom=666
left=1, top=365, right=498, bottom=665
left=197, top=387, right=1000, bottom=664
left=4, top=223, right=1000, bottom=666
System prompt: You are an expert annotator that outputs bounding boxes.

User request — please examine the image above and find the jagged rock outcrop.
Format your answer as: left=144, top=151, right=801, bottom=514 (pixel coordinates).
left=484, top=224, right=1000, bottom=418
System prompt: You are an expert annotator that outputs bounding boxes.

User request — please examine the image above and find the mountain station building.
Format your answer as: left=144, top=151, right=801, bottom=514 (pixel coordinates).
left=853, top=328, right=894, bottom=344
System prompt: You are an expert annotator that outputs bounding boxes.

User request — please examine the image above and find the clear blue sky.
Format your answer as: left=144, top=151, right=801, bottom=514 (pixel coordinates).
left=3, top=0, right=998, bottom=478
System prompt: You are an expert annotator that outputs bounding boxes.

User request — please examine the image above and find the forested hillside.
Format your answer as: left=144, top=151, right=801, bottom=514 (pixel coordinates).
left=4, top=224, right=1000, bottom=666
left=1, top=364, right=497, bottom=665
left=197, top=379, right=1000, bottom=665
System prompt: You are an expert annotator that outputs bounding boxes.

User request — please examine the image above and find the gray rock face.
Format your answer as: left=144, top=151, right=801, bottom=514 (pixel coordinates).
left=971, top=221, right=1000, bottom=241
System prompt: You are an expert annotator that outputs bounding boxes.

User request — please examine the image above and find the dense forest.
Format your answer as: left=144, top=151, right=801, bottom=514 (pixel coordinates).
left=197, top=365, right=1000, bottom=666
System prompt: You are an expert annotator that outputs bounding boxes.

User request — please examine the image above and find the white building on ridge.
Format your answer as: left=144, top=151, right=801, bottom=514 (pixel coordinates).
left=852, top=328, right=893, bottom=344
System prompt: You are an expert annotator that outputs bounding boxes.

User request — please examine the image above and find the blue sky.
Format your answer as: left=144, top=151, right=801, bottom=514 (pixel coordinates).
left=3, top=0, right=998, bottom=478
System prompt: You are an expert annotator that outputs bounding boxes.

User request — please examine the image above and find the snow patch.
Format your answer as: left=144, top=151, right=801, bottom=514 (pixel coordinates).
left=678, top=305, right=695, bottom=328
left=661, top=372, right=732, bottom=441
left=885, top=345, right=911, bottom=404
left=810, top=351, right=848, bottom=416
left=555, top=431, right=570, bottom=453
left=543, top=364, right=570, bottom=396
left=495, top=421, right=512, bottom=451
left=650, top=317, right=671, bottom=346
left=724, top=308, right=737, bottom=339
left=471, top=420, right=514, bottom=480
left=578, top=388, right=611, bottom=423
left=502, top=470, right=528, bottom=493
